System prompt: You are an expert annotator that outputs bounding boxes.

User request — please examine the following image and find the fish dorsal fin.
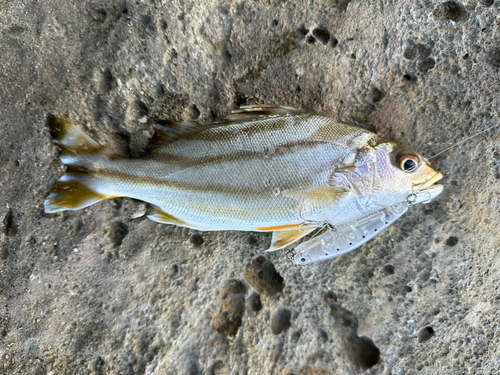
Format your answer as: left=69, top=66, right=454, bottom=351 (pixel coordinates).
left=147, top=106, right=307, bottom=151
left=147, top=121, right=203, bottom=151
left=266, top=226, right=317, bottom=251
left=221, top=105, right=308, bottom=124
left=48, top=115, right=105, bottom=157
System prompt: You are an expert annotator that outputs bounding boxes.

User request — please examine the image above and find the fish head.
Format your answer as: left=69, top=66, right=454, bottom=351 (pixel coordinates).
left=370, top=141, right=443, bottom=206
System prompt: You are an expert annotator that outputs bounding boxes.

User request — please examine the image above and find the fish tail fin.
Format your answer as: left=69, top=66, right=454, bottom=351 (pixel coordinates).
left=47, top=114, right=106, bottom=166
left=44, top=115, right=119, bottom=213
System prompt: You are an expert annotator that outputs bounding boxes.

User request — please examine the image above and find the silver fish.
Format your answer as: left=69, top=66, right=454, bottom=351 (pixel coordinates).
left=44, top=105, right=443, bottom=261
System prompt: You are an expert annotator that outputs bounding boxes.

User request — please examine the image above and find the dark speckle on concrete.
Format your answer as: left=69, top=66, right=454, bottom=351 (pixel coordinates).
left=270, top=307, right=292, bottom=334
left=105, top=221, right=129, bottom=247
left=445, top=236, right=459, bottom=246
left=189, top=233, right=204, bottom=246
left=418, top=326, right=435, bottom=342
left=248, top=292, right=262, bottom=312
left=243, top=256, right=284, bottom=297
left=382, top=264, right=395, bottom=275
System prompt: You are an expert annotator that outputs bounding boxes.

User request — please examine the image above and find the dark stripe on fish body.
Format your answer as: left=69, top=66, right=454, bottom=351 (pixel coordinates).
left=98, top=140, right=338, bottom=193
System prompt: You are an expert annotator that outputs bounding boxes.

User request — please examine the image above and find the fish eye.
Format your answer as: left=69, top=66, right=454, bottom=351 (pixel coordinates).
left=399, top=155, right=420, bottom=173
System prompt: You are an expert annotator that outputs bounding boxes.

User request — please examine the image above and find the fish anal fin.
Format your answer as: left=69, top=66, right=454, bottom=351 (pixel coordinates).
left=44, top=175, right=118, bottom=213
left=266, top=227, right=316, bottom=251
left=148, top=208, right=187, bottom=226
left=147, top=208, right=206, bottom=231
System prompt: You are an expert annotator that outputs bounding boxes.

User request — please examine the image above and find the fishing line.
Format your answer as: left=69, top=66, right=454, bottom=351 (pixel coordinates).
left=427, top=123, right=500, bottom=161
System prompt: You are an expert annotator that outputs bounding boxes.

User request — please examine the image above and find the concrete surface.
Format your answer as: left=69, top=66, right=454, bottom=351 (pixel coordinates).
left=1, top=0, right=500, bottom=374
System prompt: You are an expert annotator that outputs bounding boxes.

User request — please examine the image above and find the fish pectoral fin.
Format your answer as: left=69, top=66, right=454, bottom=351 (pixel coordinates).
left=284, top=187, right=353, bottom=222
left=265, top=227, right=317, bottom=251
left=283, top=187, right=349, bottom=203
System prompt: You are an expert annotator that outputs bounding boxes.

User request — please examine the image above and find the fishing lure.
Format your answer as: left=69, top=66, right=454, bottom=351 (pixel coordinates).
left=44, top=106, right=444, bottom=264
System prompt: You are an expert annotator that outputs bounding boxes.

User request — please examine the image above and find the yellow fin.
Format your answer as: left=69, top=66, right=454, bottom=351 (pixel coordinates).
left=147, top=207, right=206, bottom=231
left=283, top=187, right=348, bottom=202
left=256, top=224, right=300, bottom=232
left=45, top=116, right=118, bottom=213
left=48, top=115, right=104, bottom=158
left=148, top=208, right=187, bottom=226
left=44, top=175, right=118, bottom=213
left=266, top=227, right=316, bottom=251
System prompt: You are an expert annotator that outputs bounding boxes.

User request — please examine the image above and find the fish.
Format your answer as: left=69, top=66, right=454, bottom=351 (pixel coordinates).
left=44, top=105, right=443, bottom=263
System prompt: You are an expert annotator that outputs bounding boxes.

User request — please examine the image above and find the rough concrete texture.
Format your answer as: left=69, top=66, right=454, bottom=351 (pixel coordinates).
left=1, top=0, right=500, bottom=374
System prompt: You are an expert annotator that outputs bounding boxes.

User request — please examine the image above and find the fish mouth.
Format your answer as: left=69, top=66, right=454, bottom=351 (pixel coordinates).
left=414, top=171, right=443, bottom=190
left=413, top=172, right=444, bottom=204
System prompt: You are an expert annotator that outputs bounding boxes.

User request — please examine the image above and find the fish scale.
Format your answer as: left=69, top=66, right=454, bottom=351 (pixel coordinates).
left=95, top=115, right=365, bottom=230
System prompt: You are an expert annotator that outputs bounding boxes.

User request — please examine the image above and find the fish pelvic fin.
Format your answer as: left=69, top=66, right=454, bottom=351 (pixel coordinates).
left=44, top=115, right=119, bottom=213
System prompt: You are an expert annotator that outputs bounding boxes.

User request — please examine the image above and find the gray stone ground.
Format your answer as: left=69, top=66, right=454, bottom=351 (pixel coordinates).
left=1, top=0, right=500, bottom=374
